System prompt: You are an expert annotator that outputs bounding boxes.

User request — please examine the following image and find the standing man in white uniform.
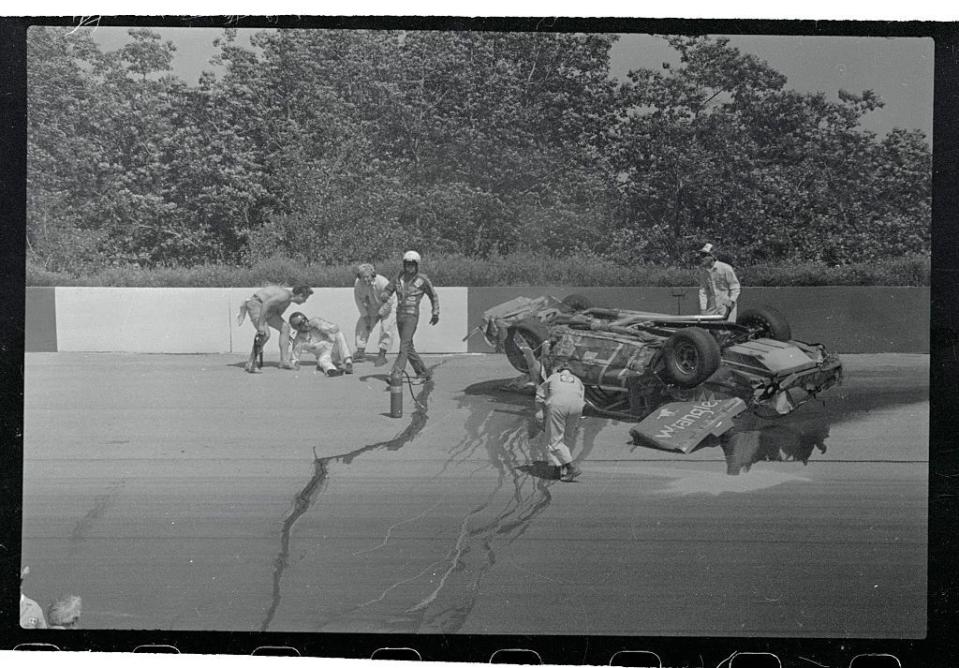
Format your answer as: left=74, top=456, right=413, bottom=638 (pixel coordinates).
left=353, top=263, right=396, bottom=366
left=697, top=243, right=741, bottom=321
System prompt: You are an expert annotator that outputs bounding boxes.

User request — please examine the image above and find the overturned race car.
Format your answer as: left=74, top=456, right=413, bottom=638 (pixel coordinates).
left=486, top=294, right=843, bottom=454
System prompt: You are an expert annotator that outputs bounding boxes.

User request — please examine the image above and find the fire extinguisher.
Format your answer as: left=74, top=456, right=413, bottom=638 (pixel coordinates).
left=390, top=374, right=403, bottom=418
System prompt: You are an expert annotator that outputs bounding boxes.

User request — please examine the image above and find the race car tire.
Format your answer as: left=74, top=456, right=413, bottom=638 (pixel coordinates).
left=504, top=318, right=550, bottom=374
left=662, top=327, right=721, bottom=388
left=738, top=306, right=792, bottom=341
left=562, top=293, right=593, bottom=311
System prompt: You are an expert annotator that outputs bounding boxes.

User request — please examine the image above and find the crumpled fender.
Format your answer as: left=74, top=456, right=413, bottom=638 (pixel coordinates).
left=629, top=396, right=748, bottom=453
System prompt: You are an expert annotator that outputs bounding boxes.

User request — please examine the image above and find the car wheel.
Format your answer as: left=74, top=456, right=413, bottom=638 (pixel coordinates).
left=504, top=318, right=549, bottom=374
left=738, top=306, right=792, bottom=341
left=662, top=327, right=721, bottom=388
left=562, top=293, right=593, bottom=311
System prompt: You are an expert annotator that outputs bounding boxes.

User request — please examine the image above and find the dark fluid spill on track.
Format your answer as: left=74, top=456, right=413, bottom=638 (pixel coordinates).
left=722, top=370, right=927, bottom=474
left=465, top=368, right=927, bottom=477
left=388, top=382, right=606, bottom=634
left=721, top=416, right=830, bottom=475
left=410, top=421, right=557, bottom=634
left=309, top=375, right=606, bottom=633
left=259, top=372, right=438, bottom=632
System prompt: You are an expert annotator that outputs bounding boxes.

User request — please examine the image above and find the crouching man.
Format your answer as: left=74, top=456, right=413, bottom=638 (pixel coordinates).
left=289, top=312, right=354, bottom=377
left=535, top=357, right=584, bottom=482
left=236, top=284, right=314, bottom=373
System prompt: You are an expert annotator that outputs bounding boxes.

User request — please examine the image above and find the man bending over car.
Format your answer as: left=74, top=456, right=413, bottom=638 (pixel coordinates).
left=535, top=357, right=584, bottom=482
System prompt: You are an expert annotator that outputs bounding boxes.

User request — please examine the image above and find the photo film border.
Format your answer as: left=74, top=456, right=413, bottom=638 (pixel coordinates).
left=1, top=13, right=955, bottom=667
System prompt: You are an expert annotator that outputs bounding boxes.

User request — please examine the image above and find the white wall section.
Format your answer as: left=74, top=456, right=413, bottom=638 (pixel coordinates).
left=54, top=287, right=469, bottom=354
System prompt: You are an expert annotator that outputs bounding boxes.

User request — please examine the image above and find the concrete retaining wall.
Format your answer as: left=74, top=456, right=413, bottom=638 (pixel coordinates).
left=28, top=287, right=469, bottom=354
left=24, top=287, right=57, bottom=352
left=26, top=286, right=928, bottom=354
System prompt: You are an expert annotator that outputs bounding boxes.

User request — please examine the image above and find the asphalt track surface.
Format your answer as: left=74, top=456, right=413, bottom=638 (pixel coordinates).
left=21, top=352, right=927, bottom=637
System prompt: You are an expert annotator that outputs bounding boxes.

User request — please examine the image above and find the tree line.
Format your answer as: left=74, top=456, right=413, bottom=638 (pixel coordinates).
left=26, top=27, right=931, bottom=275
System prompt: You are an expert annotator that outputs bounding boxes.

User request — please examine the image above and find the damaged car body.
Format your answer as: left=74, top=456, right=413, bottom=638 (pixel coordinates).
left=483, top=294, right=843, bottom=454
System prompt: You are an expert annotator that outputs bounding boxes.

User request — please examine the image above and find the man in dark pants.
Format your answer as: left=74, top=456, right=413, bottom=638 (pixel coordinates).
left=379, top=250, right=439, bottom=383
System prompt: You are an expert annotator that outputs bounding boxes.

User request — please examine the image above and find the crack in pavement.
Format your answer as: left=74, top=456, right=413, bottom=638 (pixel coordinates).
left=269, top=368, right=601, bottom=634
left=259, top=455, right=329, bottom=633
left=70, top=480, right=124, bottom=547
left=259, top=371, right=440, bottom=632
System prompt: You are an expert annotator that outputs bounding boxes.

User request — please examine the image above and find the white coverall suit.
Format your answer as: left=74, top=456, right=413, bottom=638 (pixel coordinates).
left=699, top=260, right=741, bottom=321
left=535, top=368, right=585, bottom=467
left=291, top=317, right=353, bottom=374
left=354, top=274, right=397, bottom=354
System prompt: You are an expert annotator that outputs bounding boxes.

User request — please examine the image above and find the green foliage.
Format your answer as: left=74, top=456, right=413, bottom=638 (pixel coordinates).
left=26, top=252, right=929, bottom=288
left=25, top=28, right=930, bottom=278
left=611, top=36, right=930, bottom=266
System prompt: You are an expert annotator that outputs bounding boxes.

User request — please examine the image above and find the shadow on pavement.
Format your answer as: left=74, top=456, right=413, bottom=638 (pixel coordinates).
left=462, top=377, right=536, bottom=408
left=358, top=373, right=391, bottom=384
left=721, top=419, right=831, bottom=475
left=517, top=462, right=561, bottom=481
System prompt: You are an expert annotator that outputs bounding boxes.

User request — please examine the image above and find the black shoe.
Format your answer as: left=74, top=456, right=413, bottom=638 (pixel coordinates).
left=560, top=465, right=582, bottom=482
left=326, top=368, right=343, bottom=377
left=344, top=360, right=354, bottom=374
left=354, top=350, right=366, bottom=362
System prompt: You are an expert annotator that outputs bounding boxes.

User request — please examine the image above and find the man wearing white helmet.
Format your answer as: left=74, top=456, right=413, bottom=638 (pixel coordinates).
left=379, top=250, right=440, bottom=382
left=353, top=263, right=396, bottom=366
left=697, top=243, right=741, bottom=321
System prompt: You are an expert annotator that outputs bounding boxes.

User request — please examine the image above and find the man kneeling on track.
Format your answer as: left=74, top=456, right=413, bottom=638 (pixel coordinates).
left=535, top=356, right=585, bottom=482
left=289, top=312, right=355, bottom=377
left=236, top=284, right=314, bottom=373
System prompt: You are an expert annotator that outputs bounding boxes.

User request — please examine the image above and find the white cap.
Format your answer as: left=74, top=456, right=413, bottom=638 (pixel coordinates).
left=402, top=250, right=421, bottom=264
left=698, top=243, right=715, bottom=255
